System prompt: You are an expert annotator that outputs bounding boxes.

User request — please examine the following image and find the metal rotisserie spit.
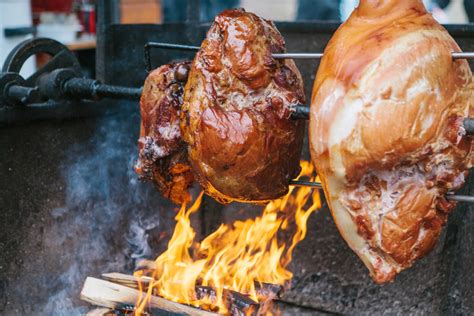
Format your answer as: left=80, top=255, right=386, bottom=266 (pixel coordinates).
left=1, top=0, right=473, bottom=314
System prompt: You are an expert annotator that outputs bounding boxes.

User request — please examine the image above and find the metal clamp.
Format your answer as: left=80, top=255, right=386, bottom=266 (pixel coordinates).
left=0, top=38, right=142, bottom=110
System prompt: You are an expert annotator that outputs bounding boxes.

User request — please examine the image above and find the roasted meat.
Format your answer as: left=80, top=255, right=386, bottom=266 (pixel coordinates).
left=181, top=9, right=306, bottom=204
left=309, top=0, right=473, bottom=283
left=135, top=62, right=194, bottom=205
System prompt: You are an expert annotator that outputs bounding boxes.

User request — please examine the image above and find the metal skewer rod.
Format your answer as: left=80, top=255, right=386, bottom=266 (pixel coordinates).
left=272, top=53, right=324, bottom=59
left=445, top=194, right=474, bottom=203
left=452, top=52, right=474, bottom=60
left=290, top=180, right=474, bottom=203
left=291, top=105, right=474, bottom=136
left=145, top=42, right=474, bottom=60
left=145, top=42, right=200, bottom=52
left=289, top=180, right=323, bottom=188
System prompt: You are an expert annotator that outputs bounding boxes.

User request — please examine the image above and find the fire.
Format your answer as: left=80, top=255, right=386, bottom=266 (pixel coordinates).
left=134, top=161, right=321, bottom=314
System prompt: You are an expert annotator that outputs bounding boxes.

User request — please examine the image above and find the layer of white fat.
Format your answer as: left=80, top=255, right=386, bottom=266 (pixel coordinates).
left=328, top=90, right=360, bottom=148
left=339, top=156, right=463, bottom=267
left=407, top=77, right=441, bottom=102
left=329, top=96, right=364, bottom=180
left=452, top=172, right=465, bottom=189
left=312, top=82, right=346, bottom=155
left=360, top=32, right=445, bottom=124
left=158, top=123, right=181, bottom=141
left=328, top=31, right=446, bottom=176
left=326, top=174, right=369, bottom=253
left=421, top=113, right=434, bottom=132
left=325, top=30, right=449, bottom=276
left=327, top=173, right=397, bottom=278
left=337, top=165, right=427, bottom=275
left=359, top=247, right=397, bottom=277
left=149, top=140, right=168, bottom=158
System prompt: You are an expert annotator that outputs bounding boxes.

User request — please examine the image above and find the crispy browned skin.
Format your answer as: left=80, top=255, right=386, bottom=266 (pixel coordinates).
left=181, top=9, right=305, bottom=204
left=135, top=62, right=194, bottom=204
left=310, top=0, right=472, bottom=283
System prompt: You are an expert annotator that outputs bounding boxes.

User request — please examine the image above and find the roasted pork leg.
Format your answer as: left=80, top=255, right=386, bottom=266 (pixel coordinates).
left=135, top=62, right=194, bottom=205
left=310, top=0, right=473, bottom=283
left=181, top=8, right=306, bottom=204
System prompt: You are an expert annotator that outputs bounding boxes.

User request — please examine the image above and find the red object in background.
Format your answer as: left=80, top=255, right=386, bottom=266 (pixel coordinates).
left=32, top=0, right=73, bottom=13
left=77, top=5, right=96, bottom=34
left=31, top=0, right=74, bottom=25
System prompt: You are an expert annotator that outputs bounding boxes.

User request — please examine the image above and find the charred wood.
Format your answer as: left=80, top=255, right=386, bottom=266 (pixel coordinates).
left=195, top=285, right=258, bottom=316
left=134, top=259, right=284, bottom=299
left=101, top=273, right=260, bottom=315
left=80, top=277, right=217, bottom=316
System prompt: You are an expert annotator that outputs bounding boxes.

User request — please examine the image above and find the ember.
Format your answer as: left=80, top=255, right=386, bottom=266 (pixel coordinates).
left=132, top=161, right=321, bottom=314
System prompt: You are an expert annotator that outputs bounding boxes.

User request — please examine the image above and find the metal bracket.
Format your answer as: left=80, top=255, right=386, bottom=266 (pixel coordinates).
left=0, top=38, right=142, bottom=112
left=2, top=37, right=82, bottom=81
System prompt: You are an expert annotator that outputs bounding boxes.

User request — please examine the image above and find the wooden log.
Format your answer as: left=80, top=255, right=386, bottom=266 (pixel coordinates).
left=133, top=262, right=285, bottom=300
left=80, top=277, right=217, bottom=316
left=101, top=273, right=259, bottom=315
left=103, top=272, right=281, bottom=299
left=86, top=307, right=113, bottom=316
left=102, top=272, right=152, bottom=289
left=255, top=282, right=283, bottom=300
left=195, top=286, right=258, bottom=316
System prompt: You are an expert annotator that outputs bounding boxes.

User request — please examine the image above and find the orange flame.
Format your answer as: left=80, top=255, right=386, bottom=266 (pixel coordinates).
left=134, top=161, right=321, bottom=314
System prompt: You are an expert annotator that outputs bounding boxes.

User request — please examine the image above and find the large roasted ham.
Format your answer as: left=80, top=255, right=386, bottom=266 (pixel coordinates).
left=310, top=0, right=473, bottom=283
left=135, top=62, right=194, bottom=205
left=181, top=9, right=305, bottom=204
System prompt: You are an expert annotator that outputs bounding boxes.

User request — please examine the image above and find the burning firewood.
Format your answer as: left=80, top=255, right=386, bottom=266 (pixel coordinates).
left=102, top=272, right=153, bottom=289
left=194, top=286, right=258, bottom=316
left=81, top=275, right=278, bottom=315
left=101, top=272, right=266, bottom=315
left=254, top=283, right=283, bottom=301
left=82, top=162, right=318, bottom=315
left=80, top=277, right=218, bottom=316
left=86, top=307, right=113, bottom=316
left=133, top=260, right=284, bottom=299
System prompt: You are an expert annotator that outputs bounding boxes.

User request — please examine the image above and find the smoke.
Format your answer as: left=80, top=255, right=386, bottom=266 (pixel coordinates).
left=127, top=212, right=161, bottom=260
left=8, top=106, right=178, bottom=314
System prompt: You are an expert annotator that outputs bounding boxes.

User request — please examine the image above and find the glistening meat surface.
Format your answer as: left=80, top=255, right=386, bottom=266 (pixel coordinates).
left=181, top=9, right=306, bottom=204
left=310, top=0, right=473, bottom=283
left=135, top=62, right=194, bottom=205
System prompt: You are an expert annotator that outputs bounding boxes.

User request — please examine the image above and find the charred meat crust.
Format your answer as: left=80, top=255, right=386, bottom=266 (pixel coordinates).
left=181, top=8, right=306, bottom=204
left=135, top=62, right=194, bottom=205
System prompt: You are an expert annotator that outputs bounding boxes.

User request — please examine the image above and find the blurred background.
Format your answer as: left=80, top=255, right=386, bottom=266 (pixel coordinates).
left=0, top=0, right=472, bottom=79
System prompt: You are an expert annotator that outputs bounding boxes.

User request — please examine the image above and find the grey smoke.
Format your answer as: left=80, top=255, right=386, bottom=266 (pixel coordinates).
left=34, top=108, right=175, bottom=314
